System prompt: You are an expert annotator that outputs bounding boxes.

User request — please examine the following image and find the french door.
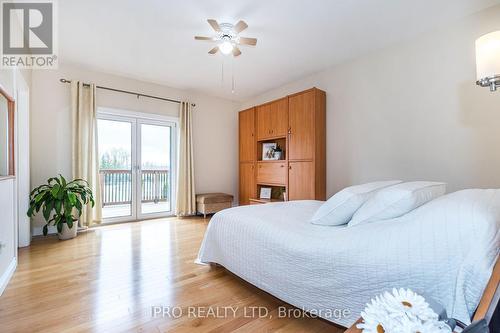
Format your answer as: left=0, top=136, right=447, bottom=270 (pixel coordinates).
left=97, top=112, right=177, bottom=223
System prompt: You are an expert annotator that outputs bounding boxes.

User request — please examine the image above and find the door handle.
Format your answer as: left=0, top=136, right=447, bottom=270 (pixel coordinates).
left=288, top=128, right=292, bottom=134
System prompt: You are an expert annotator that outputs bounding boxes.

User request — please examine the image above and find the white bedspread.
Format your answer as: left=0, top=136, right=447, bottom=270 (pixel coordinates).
left=197, top=189, right=500, bottom=327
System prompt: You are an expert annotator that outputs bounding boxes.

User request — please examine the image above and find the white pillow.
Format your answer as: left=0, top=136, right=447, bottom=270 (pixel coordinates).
left=310, top=180, right=402, bottom=226
left=348, top=181, right=446, bottom=227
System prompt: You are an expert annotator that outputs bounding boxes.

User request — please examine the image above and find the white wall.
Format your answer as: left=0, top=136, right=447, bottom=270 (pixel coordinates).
left=241, top=5, right=500, bottom=196
left=0, top=97, right=9, bottom=175
left=0, top=69, right=17, bottom=288
left=31, top=64, right=238, bottom=230
left=16, top=74, right=30, bottom=247
left=0, top=178, right=15, bottom=295
left=0, top=67, right=31, bottom=293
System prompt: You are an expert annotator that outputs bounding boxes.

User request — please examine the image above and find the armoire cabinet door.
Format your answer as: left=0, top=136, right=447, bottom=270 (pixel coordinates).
left=288, top=161, right=314, bottom=200
left=239, top=162, right=256, bottom=205
left=256, top=161, right=287, bottom=185
left=239, top=108, right=255, bottom=162
left=288, top=91, right=315, bottom=160
left=270, top=98, right=288, bottom=137
left=256, top=104, right=271, bottom=140
left=257, top=98, right=288, bottom=140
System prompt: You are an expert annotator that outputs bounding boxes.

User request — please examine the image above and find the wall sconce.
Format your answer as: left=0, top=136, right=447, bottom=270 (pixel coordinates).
left=476, top=31, right=500, bottom=92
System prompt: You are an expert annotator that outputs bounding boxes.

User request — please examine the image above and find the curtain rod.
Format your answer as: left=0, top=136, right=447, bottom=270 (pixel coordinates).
left=59, top=78, right=196, bottom=107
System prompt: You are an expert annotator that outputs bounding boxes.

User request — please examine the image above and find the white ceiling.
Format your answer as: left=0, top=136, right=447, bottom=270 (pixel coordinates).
left=59, top=0, right=499, bottom=101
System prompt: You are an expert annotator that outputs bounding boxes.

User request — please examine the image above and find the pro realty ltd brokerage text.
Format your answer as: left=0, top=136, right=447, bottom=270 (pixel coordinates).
left=151, top=306, right=351, bottom=321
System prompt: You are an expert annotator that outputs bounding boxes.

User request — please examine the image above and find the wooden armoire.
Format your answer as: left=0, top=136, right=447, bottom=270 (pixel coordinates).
left=239, top=88, right=326, bottom=205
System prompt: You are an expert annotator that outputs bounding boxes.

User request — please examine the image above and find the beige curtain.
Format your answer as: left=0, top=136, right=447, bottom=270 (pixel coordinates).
left=176, top=102, right=196, bottom=216
left=71, top=81, right=102, bottom=227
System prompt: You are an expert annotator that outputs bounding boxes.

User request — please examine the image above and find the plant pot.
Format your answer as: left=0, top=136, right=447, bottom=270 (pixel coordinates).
left=58, top=222, right=78, bottom=240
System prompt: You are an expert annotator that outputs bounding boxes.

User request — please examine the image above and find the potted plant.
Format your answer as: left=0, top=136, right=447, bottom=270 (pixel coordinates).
left=27, top=175, right=95, bottom=240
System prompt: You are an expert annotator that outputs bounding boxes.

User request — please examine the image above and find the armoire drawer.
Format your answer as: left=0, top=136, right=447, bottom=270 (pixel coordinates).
left=256, top=162, right=287, bottom=185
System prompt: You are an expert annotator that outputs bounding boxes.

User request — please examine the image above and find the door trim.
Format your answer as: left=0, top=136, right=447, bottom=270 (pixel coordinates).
left=97, top=108, right=178, bottom=223
left=99, top=107, right=179, bottom=124
left=97, top=113, right=137, bottom=224
left=136, top=118, right=177, bottom=220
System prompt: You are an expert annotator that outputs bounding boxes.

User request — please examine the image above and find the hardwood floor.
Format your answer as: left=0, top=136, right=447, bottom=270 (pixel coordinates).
left=0, top=217, right=344, bottom=333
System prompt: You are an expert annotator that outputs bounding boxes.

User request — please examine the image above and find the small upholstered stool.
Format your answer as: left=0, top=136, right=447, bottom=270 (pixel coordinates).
left=196, top=193, right=234, bottom=218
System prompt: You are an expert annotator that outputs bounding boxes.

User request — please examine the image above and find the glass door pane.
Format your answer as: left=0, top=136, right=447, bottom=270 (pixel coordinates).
left=98, top=118, right=134, bottom=220
left=139, top=123, right=172, bottom=216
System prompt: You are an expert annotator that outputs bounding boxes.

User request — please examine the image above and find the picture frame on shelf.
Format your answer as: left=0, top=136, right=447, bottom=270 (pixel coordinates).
left=271, top=145, right=283, bottom=160
left=260, top=187, right=272, bottom=199
left=262, top=143, right=277, bottom=160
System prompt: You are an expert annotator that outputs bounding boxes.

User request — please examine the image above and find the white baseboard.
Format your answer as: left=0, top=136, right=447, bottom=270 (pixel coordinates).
left=0, top=257, right=17, bottom=296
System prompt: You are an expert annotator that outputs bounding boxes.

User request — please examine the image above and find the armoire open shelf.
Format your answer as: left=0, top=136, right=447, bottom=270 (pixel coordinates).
left=238, top=87, right=326, bottom=205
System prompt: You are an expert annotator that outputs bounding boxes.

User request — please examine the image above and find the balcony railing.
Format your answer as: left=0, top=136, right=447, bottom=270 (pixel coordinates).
left=99, top=169, right=169, bottom=207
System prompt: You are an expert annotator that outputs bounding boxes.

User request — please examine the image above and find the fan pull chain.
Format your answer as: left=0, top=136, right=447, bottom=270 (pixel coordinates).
left=221, top=60, right=224, bottom=86
left=231, top=57, right=235, bottom=94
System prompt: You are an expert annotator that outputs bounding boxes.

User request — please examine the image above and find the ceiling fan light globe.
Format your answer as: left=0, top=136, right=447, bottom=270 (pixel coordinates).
left=219, top=41, right=234, bottom=55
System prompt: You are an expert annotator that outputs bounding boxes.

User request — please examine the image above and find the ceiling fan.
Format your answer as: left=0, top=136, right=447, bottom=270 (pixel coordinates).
left=195, top=19, right=257, bottom=57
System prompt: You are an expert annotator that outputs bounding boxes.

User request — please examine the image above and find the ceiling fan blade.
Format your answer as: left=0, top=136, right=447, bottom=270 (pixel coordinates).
left=208, top=46, right=219, bottom=54
left=233, top=20, right=248, bottom=33
left=195, top=36, right=214, bottom=41
left=207, top=19, right=221, bottom=32
left=232, top=46, right=242, bottom=57
left=239, top=37, right=257, bottom=46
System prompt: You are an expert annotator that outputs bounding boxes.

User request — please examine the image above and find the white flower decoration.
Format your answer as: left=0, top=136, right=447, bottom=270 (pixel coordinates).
left=357, top=289, right=452, bottom=333
left=357, top=310, right=392, bottom=332
left=382, top=288, right=438, bottom=322
left=405, top=318, right=452, bottom=333
left=357, top=296, right=401, bottom=333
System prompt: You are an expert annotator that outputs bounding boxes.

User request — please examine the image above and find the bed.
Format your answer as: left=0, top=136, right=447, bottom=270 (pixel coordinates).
left=197, top=189, right=500, bottom=328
